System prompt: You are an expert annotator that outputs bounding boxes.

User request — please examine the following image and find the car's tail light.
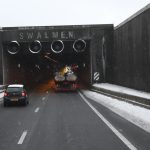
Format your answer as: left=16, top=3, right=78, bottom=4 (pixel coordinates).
left=4, top=92, right=8, bottom=97
left=73, top=84, right=77, bottom=89
left=22, top=92, right=26, bottom=97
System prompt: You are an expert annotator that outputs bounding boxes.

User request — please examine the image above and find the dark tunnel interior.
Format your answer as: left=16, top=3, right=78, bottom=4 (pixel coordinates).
left=3, top=40, right=91, bottom=92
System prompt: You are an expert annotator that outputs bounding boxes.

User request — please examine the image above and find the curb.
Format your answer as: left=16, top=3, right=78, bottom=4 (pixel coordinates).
left=91, top=86, right=150, bottom=109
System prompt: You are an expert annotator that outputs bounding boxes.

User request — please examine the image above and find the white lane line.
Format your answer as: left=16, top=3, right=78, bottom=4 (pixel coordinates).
left=78, top=92, right=138, bottom=150
left=34, top=107, right=40, bottom=113
left=18, top=131, right=27, bottom=144
left=42, top=97, right=46, bottom=101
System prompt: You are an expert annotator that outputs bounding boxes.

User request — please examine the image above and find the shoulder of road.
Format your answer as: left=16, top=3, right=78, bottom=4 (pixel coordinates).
left=92, top=83, right=150, bottom=109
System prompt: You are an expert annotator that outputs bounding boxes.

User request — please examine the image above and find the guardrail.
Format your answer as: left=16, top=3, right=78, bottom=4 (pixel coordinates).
left=91, top=85, right=150, bottom=109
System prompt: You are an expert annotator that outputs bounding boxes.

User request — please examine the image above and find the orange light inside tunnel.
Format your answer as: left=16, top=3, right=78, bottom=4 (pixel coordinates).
left=60, top=66, right=71, bottom=75
left=35, top=79, right=56, bottom=93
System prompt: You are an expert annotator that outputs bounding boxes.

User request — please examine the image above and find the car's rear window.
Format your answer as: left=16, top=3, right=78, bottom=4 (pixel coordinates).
left=6, top=87, right=23, bottom=92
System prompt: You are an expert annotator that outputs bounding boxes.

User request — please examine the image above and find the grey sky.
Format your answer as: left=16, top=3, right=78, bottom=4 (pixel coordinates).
left=0, top=0, right=149, bottom=27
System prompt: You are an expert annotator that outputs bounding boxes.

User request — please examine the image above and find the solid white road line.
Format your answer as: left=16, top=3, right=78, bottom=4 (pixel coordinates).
left=18, top=131, right=27, bottom=144
left=34, top=107, right=40, bottom=113
left=78, top=92, right=138, bottom=150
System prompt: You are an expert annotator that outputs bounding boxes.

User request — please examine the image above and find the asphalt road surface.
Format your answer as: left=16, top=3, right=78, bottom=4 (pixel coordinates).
left=0, top=90, right=150, bottom=150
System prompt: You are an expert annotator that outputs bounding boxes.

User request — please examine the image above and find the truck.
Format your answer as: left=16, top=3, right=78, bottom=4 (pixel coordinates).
left=54, top=65, right=78, bottom=91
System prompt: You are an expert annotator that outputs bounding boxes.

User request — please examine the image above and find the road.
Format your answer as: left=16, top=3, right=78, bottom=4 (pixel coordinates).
left=0, top=89, right=150, bottom=150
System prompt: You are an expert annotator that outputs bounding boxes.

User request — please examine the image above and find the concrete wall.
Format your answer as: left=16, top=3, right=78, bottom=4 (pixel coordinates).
left=0, top=29, right=3, bottom=84
left=87, top=25, right=113, bottom=84
left=113, top=4, right=150, bottom=92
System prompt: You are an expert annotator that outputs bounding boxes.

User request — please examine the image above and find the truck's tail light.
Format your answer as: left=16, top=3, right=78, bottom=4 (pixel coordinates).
left=22, top=92, right=26, bottom=97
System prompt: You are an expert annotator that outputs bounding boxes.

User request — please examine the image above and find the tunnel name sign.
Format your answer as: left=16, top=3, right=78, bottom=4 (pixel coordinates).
left=18, top=31, right=74, bottom=40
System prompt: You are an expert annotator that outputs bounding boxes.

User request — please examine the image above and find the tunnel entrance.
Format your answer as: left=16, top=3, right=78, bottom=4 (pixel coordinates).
left=3, top=39, right=90, bottom=90
left=1, top=25, right=113, bottom=91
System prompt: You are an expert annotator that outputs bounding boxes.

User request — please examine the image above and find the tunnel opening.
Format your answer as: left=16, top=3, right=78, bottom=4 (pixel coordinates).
left=3, top=40, right=91, bottom=92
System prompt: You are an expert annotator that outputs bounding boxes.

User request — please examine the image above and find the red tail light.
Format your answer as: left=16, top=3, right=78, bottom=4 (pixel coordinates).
left=4, top=92, right=8, bottom=97
left=22, top=92, right=26, bottom=97
left=73, top=84, right=77, bottom=89
left=76, top=84, right=80, bottom=88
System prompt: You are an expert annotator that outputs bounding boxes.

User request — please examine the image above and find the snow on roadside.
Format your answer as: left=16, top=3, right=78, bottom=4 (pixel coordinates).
left=83, top=90, right=150, bottom=133
left=0, top=92, right=4, bottom=99
left=93, top=83, right=150, bottom=99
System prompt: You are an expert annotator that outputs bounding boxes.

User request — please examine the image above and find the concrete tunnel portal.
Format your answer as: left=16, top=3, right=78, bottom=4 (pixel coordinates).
left=1, top=25, right=113, bottom=90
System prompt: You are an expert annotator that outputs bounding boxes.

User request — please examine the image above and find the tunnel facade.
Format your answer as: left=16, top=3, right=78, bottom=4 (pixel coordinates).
left=1, top=25, right=113, bottom=87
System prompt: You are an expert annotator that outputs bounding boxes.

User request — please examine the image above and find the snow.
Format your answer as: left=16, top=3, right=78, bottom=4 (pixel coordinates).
left=0, top=92, right=4, bottom=100
left=0, top=85, right=5, bottom=100
left=83, top=90, right=150, bottom=133
left=93, top=83, right=150, bottom=99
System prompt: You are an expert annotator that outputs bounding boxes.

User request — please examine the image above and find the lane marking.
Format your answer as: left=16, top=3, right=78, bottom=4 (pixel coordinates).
left=42, top=97, right=46, bottom=101
left=78, top=92, right=138, bottom=150
left=34, top=107, right=40, bottom=113
left=18, top=131, right=27, bottom=144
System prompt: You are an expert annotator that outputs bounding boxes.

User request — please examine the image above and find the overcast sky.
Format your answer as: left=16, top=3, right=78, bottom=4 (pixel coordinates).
left=0, top=0, right=149, bottom=27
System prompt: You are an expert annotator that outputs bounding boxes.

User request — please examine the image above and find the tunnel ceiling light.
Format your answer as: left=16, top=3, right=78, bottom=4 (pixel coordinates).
left=51, top=40, right=64, bottom=54
left=7, top=41, right=20, bottom=55
left=73, top=39, right=86, bottom=53
left=29, top=40, right=42, bottom=54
